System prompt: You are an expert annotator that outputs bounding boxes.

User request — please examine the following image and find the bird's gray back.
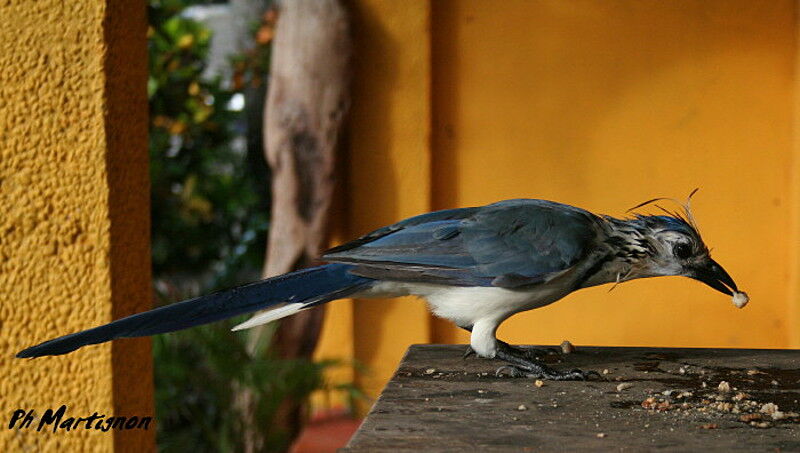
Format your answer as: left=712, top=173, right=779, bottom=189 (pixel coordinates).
left=323, top=199, right=604, bottom=288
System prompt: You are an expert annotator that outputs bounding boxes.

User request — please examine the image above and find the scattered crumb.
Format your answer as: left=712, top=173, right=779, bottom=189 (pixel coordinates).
left=641, top=397, right=671, bottom=411
left=596, top=433, right=607, bottom=438
left=517, top=404, right=528, bottom=411
left=760, top=403, right=779, bottom=415
left=632, top=378, right=797, bottom=431
left=732, top=392, right=750, bottom=401
left=560, top=340, right=575, bottom=354
left=534, top=380, right=544, bottom=388
left=603, top=369, right=610, bottom=375
left=740, top=413, right=762, bottom=422
left=616, top=383, right=634, bottom=392
left=678, top=367, right=686, bottom=375
left=710, top=402, right=733, bottom=412
left=746, top=369, right=762, bottom=376
left=425, top=368, right=436, bottom=375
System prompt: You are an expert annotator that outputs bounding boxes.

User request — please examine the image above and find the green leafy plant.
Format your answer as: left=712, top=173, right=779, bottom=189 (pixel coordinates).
left=148, top=0, right=268, bottom=287
left=153, top=319, right=331, bottom=452
left=147, top=1, right=346, bottom=451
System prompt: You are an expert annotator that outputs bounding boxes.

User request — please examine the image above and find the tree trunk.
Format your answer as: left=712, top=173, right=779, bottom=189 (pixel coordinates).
left=262, top=0, right=350, bottom=358
left=242, top=1, right=351, bottom=451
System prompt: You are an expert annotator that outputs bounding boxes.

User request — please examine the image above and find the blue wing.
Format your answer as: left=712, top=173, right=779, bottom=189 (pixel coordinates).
left=323, top=199, right=602, bottom=287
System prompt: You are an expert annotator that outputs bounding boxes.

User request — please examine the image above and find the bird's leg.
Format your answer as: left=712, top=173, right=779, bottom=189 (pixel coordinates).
left=460, top=324, right=556, bottom=361
left=494, top=341, right=600, bottom=381
left=460, top=325, right=477, bottom=359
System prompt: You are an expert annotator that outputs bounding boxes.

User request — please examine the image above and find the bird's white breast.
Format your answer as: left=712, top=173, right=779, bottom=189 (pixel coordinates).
left=356, top=280, right=571, bottom=328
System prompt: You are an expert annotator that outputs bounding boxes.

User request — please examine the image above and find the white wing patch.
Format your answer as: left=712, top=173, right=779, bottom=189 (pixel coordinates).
left=231, top=303, right=307, bottom=331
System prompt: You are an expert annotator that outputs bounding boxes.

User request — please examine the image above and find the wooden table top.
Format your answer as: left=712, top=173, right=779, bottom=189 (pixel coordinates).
left=343, top=344, right=800, bottom=451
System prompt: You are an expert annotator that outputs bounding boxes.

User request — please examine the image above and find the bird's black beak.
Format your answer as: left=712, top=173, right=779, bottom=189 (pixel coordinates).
left=688, top=258, right=739, bottom=296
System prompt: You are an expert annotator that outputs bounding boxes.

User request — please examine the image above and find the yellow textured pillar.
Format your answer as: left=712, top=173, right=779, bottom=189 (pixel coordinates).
left=0, top=0, right=153, bottom=451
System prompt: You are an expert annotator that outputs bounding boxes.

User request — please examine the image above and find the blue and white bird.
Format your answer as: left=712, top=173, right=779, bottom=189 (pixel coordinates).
left=17, top=195, right=747, bottom=380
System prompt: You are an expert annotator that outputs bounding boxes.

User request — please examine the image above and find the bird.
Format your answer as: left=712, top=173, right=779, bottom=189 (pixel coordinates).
left=17, top=194, right=747, bottom=380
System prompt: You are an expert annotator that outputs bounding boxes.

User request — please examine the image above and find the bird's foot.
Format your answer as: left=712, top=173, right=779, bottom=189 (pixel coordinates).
left=463, top=342, right=558, bottom=361
left=494, top=342, right=600, bottom=381
left=495, top=364, right=600, bottom=381
left=517, top=345, right=561, bottom=360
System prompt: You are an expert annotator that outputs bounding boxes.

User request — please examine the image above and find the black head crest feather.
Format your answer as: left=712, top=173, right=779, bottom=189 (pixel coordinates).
left=627, top=188, right=701, bottom=232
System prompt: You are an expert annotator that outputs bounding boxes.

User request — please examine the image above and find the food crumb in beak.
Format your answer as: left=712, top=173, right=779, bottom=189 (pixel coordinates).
left=732, top=291, right=749, bottom=309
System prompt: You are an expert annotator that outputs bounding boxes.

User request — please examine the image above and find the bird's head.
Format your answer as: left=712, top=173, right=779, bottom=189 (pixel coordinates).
left=616, top=191, right=747, bottom=306
left=639, top=215, right=739, bottom=296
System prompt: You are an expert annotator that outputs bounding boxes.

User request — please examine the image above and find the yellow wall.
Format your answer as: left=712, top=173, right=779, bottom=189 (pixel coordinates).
left=0, top=1, right=153, bottom=451
left=317, top=0, right=800, bottom=409
left=315, top=0, right=433, bottom=409
left=431, top=0, right=795, bottom=348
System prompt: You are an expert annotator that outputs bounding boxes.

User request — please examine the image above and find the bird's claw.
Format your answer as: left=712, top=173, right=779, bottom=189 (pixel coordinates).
left=495, top=365, right=526, bottom=378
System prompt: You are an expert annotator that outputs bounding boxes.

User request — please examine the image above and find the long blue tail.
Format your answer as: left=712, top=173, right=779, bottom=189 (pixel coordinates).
left=17, top=264, right=373, bottom=358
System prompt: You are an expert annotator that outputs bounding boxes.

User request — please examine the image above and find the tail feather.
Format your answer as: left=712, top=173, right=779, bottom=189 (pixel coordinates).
left=16, top=263, right=372, bottom=358
left=231, top=303, right=307, bottom=332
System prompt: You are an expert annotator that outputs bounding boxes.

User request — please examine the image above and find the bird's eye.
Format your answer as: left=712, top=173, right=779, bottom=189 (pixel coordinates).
left=673, top=243, right=692, bottom=260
